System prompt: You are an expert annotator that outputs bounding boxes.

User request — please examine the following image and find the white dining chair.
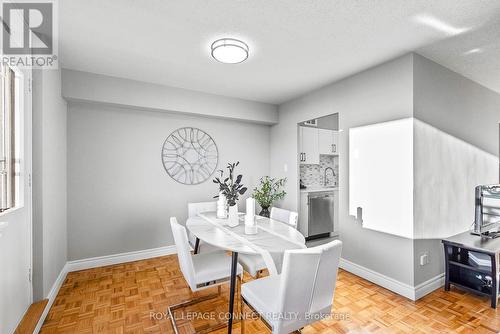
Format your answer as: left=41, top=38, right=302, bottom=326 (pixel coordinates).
left=240, top=239, right=342, bottom=334
left=169, top=217, right=244, bottom=333
left=187, top=201, right=218, bottom=253
left=238, top=207, right=299, bottom=277
left=270, top=207, right=299, bottom=228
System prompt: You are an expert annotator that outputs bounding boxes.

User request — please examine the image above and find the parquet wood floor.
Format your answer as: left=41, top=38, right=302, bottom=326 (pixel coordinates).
left=40, top=254, right=500, bottom=334
left=15, top=299, right=48, bottom=334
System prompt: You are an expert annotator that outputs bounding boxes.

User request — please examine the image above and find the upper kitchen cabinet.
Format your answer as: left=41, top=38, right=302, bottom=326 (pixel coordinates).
left=332, top=132, right=339, bottom=155
left=299, top=126, right=319, bottom=165
left=318, top=129, right=339, bottom=155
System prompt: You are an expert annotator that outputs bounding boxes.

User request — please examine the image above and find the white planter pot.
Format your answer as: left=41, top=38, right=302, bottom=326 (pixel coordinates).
left=216, top=198, right=228, bottom=219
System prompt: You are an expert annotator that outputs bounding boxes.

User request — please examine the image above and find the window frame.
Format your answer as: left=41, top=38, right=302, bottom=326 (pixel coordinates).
left=0, top=63, right=25, bottom=216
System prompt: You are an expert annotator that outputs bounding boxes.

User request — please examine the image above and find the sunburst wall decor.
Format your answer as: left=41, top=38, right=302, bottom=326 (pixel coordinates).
left=161, top=127, right=219, bottom=185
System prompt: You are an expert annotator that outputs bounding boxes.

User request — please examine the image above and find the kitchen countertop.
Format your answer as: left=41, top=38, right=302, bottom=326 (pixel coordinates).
left=300, top=186, right=338, bottom=193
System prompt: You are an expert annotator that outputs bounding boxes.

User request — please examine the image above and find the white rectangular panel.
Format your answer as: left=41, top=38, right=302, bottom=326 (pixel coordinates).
left=349, top=118, right=414, bottom=238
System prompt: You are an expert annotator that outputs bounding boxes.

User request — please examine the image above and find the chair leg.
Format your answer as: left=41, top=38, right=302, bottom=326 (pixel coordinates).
left=169, top=286, right=239, bottom=334
left=168, top=292, right=221, bottom=334
left=241, top=295, right=272, bottom=332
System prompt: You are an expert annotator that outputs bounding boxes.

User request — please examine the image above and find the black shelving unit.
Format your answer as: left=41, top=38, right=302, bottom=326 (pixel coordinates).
left=442, top=231, right=500, bottom=308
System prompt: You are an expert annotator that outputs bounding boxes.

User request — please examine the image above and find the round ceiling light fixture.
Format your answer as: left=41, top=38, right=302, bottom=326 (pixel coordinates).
left=211, top=38, right=249, bottom=64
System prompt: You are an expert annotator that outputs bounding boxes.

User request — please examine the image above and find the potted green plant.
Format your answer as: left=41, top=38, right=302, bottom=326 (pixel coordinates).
left=213, top=162, right=247, bottom=226
left=252, top=176, right=287, bottom=217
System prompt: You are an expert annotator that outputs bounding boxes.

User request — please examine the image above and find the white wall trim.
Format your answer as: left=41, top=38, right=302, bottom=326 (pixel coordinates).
left=34, top=263, right=68, bottom=334
left=339, top=258, right=416, bottom=300
left=65, top=245, right=177, bottom=272
left=33, top=245, right=177, bottom=333
left=340, top=258, right=444, bottom=301
left=414, top=273, right=445, bottom=300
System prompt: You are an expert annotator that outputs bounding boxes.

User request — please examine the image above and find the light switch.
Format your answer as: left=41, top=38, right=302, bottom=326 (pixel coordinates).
left=420, top=252, right=429, bottom=266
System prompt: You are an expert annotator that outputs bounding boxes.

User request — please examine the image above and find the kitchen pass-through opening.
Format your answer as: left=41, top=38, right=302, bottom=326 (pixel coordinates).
left=297, top=113, right=340, bottom=243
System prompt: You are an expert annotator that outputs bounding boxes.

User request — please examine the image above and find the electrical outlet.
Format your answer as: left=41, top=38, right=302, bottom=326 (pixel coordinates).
left=420, top=252, right=430, bottom=266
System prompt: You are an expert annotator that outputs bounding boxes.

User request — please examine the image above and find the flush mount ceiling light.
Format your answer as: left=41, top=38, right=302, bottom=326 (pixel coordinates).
left=211, top=38, right=249, bottom=64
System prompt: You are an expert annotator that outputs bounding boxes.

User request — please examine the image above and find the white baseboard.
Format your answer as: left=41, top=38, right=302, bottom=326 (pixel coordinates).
left=339, top=258, right=443, bottom=301
left=339, top=258, right=416, bottom=300
left=33, top=245, right=177, bottom=333
left=33, top=262, right=68, bottom=334
left=414, top=273, right=445, bottom=300
left=65, top=245, right=177, bottom=272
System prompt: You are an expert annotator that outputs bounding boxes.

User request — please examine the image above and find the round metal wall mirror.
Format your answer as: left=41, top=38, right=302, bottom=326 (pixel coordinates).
left=161, top=127, right=219, bottom=185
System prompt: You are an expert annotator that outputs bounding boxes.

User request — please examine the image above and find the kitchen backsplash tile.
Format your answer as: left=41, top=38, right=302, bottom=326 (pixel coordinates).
left=300, top=155, right=338, bottom=187
left=300, top=164, right=320, bottom=186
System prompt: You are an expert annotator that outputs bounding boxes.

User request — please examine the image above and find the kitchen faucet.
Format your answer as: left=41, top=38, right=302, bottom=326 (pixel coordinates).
left=324, top=167, right=335, bottom=186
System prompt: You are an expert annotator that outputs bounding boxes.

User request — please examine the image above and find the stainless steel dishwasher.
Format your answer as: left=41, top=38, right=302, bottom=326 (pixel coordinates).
left=307, top=191, right=335, bottom=238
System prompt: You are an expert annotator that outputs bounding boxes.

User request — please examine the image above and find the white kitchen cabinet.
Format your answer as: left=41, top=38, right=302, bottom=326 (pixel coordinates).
left=332, top=132, right=339, bottom=155
left=318, top=129, right=339, bottom=155
left=299, top=127, right=319, bottom=164
left=318, top=129, right=332, bottom=155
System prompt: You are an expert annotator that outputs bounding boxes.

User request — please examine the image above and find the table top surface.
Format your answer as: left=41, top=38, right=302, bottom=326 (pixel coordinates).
left=186, top=211, right=306, bottom=255
left=443, top=231, right=500, bottom=255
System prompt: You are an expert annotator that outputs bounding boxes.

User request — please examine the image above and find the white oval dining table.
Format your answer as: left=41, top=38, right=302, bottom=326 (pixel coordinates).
left=186, top=211, right=307, bottom=334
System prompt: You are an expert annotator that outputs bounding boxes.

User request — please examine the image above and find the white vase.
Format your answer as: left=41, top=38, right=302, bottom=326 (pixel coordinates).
left=227, top=205, right=239, bottom=227
left=216, top=196, right=228, bottom=219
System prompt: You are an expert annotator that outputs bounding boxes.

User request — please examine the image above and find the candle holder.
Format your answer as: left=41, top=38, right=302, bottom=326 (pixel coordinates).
left=244, top=214, right=258, bottom=235
left=227, top=205, right=239, bottom=227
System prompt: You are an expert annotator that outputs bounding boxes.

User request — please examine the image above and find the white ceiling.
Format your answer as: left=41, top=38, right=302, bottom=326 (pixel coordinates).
left=60, top=0, right=500, bottom=104
left=417, top=14, right=500, bottom=95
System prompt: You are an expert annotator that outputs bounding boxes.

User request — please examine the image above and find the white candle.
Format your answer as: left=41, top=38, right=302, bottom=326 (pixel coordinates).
left=246, top=197, right=255, bottom=217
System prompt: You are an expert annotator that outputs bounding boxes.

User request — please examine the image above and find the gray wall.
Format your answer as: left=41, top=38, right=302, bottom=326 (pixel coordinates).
left=413, top=239, right=444, bottom=287
left=414, top=54, right=500, bottom=156
left=272, top=52, right=500, bottom=290
left=67, top=103, right=270, bottom=260
left=32, top=69, right=68, bottom=300
left=412, top=54, right=500, bottom=285
left=271, top=54, right=416, bottom=285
